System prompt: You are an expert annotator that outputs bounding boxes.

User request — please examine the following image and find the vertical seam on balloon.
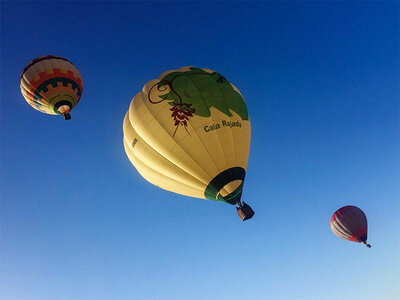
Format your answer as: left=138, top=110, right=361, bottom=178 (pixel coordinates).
left=352, top=207, right=366, bottom=228
left=216, top=79, right=241, bottom=193
left=187, top=76, right=234, bottom=194
left=214, top=76, right=237, bottom=165
left=137, top=91, right=212, bottom=186
left=123, top=139, right=204, bottom=196
left=123, top=114, right=206, bottom=193
left=184, top=72, right=226, bottom=173
left=184, top=72, right=233, bottom=193
left=47, top=58, right=58, bottom=112
left=21, top=75, right=46, bottom=112
left=331, top=221, right=350, bottom=239
left=32, top=60, right=53, bottom=113
left=126, top=126, right=206, bottom=194
left=331, top=221, right=351, bottom=238
left=63, top=59, right=81, bottom=108
left=335, top=217, right=354, bottom=237
left=346, top=208, right=361, bottom=236
left=124, top=113, right=205, bottom=191
left=348, top=209, right=359, bottom=236
left=163, top=142, right=206, bottom=192
left=350, top=207, right=367, bottom=238
left=43, top=59, right=54, bottom=112
left=217, top=79, right=240, bottom=186
left=333, top=210, right=354, bottom=237
left=151, top=71, right=224, bottom=180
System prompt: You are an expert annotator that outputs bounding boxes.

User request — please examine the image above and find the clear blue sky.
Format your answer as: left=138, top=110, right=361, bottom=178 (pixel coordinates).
left=1, top=1, right=399, bottom=300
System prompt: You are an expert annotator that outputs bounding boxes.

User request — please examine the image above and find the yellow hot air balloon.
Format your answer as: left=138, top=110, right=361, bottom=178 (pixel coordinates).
left=20, top=55, right=83, bottom=120
left=123, top=67, right=253, bottom=220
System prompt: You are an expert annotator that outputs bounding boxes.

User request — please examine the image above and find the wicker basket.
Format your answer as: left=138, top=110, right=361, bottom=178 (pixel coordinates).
left=236, top=202, right=255, bottom=221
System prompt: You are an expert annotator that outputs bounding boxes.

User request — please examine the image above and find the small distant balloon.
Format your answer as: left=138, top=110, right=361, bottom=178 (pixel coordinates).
left=20, top=55, right=83, bottom=120
left=330, top=205, right=371, bottom=248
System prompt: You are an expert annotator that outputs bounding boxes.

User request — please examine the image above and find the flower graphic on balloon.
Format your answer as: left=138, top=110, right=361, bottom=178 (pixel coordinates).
left=170, top=103, right=195, bottom=136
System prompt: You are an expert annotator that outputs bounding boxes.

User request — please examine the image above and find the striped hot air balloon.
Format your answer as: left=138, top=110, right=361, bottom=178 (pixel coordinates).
left=20, top=55, right=83, bottom=120
left=330, top=205, right=371, bottom=248
left=123, top=67, right=254, bottom=220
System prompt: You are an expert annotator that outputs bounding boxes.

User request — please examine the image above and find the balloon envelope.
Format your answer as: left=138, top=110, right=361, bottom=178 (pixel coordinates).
left=20, top=55, right=83, bottom=118
left=330, top=205, right=370, bottom=247
left=123, top=67, right=251, bottom=205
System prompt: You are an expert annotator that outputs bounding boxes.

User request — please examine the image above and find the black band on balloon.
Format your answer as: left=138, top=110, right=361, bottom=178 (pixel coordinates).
left=34, top=77, right=82, bottom=98
left=204, top=167, right=246, bottom=205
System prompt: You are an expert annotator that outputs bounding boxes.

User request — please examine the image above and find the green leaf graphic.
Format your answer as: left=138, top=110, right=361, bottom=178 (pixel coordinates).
left=157, top=67, right=249, bottom=120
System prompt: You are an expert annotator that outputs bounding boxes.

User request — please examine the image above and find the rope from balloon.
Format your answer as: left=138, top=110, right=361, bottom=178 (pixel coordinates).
left=361, top=241, right=372, bottom=248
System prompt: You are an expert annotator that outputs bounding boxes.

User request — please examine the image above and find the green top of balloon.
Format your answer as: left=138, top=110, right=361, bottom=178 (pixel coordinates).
left=153, top=67, right=249, bottom=121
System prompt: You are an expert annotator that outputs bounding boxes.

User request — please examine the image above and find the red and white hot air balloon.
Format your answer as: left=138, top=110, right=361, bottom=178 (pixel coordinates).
left=330, top=205, right=371, bottom=248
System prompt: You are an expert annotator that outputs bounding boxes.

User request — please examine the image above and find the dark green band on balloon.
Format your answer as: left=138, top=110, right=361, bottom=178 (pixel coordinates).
left=204, top=167, right=245, bottom=205
left=54, top=100, right=72, bottom=114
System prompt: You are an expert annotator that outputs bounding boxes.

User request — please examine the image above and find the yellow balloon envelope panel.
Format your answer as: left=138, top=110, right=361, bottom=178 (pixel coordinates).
left=123, top=67, right=253, bottom=219
left=20, top=55, right=83, bottom=120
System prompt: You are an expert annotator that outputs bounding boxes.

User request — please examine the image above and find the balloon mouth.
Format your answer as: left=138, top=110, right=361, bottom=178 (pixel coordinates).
left=54, top=100, right=72, bottom=115
left=221, top=182, right=244, bottom=204
left=204, top=167, right=246, bottom=205
left=217, top=180, right=243, bottom=198
left=57, top=105, right=71, bottom=114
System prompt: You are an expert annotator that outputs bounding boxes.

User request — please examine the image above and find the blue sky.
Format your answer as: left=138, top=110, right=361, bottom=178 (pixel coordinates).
left=1, top=1, right=399, bottom=300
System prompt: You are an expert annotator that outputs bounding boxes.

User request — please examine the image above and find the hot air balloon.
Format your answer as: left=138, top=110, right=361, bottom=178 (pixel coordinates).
left=20, top=55, right=83, bottom=120
left=123, top=67, right=253, bottom=220
left=330, top=205, right=371, bottom=248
